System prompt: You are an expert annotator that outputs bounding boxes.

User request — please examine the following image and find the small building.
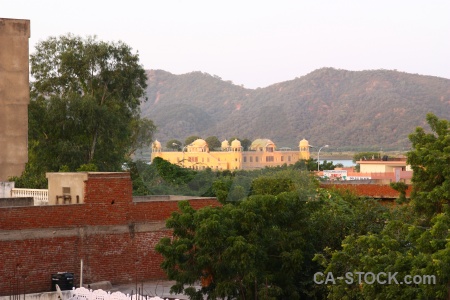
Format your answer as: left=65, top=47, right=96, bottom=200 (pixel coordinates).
left=356, top=157, right=412, bottom=184
left=151, top=138, right=311, bottom=171
left=357, top=157, right=411, bottom=173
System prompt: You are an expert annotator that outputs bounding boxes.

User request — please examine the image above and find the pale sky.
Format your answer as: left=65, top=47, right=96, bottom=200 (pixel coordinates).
left=3, top=0, right=450, bottom=88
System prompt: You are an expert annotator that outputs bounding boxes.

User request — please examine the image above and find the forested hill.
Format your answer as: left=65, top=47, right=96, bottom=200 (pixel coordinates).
left=141, top=68, right=450, bottom=150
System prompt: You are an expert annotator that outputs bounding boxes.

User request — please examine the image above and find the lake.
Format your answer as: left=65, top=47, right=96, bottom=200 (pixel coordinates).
left=319, top=159, right=355, bottom=167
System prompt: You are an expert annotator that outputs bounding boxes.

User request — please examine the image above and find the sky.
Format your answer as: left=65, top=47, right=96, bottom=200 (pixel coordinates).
left=3, top=0, right=450, bottom=89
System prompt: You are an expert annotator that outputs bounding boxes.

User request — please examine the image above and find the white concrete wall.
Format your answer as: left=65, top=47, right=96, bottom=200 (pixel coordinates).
left=0, top=181, right=14, bottom=198
left=46, top=173, right=88, bottom=205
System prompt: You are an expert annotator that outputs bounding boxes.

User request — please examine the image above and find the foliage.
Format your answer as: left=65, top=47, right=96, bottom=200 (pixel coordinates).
left=13, top=34, right=153, bottom=187
left=156, top=170, right=389, bottom=299
left=166, top=139, right=182, bottom=150
left=241, top=138, right=252, bottom=151
left=407, top=113, right=450, bottom=222
left=251, top=176, right=294, bottom=196
left=316, top=211, right=450, bottom=299
left=127, top=118, right=157, bottom=158
left=205, top=136, right=221, bottom=150
left=76, top=163, right=98, bottom=172
left=152, top=157, right=196, bottom=186
left=320, top=160, right=335, bottom=171
left=8, top=146, right=48, bottom=188
left=292, top=158, right=317, bottom=171
left=352, top=152, right=380, bottom=163
left=316, top=114, right=450, bottom=299
left=390, top=181, right=409, bottom=204
left=292, top=158, right=335, bottom=171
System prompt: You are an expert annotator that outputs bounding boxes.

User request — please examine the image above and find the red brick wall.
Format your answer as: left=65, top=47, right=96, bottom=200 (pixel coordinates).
left=0, top=172, right=220, bottom=295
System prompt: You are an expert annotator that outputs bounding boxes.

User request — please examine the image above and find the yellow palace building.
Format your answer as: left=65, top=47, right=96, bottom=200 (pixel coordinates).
left=151, top=138, right=311, bottom=171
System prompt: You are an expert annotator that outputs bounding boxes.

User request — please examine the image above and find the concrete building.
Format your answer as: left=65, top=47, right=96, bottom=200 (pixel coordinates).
left=151, top=138, right=311, bottom=170
left=0, top=18, right=30, bottom=181
left=356, top=157, right=412, bottom=183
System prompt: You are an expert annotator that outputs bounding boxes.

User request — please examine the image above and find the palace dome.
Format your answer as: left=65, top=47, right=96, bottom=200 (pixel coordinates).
left=152, top=140, right=161, bottom=149
left=191, top=139, right=208, bottom=148
left=299, top=138, right=309, bottom=148
left=221, top=139, right=230, bottom=148
left=231, top=139, right=241, bottom=148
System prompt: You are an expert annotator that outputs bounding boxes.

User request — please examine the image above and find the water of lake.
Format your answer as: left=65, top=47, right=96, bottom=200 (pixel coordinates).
left=319, top=159, right=355, bottom=167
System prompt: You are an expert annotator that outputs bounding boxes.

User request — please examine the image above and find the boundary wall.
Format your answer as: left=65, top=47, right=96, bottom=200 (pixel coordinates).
left=0, top=172, right=220, bottom=296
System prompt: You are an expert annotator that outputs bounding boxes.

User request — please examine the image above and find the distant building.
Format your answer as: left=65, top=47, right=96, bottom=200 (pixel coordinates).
left=151, top=138, right=311, bottom=170
left=0, top=18, right=30, bottom=181
left=357, top=157, right=411, bottom=173
left=355, top=156, right=412, bottom=183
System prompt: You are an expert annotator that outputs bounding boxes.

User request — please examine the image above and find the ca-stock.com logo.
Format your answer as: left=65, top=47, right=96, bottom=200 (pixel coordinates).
left=314, top=272, right=436, bottom=285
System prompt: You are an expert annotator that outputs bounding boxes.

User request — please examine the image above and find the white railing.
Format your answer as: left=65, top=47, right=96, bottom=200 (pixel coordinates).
left=10, top=188, right=48, bottom=205
left=70, top=287, right=174, bottom=300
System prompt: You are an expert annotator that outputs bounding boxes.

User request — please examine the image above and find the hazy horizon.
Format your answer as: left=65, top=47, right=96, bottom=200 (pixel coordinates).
left=3, top=0, right=450, bottom=88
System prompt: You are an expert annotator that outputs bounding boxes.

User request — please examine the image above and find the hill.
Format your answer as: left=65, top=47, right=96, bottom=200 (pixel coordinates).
left=141, top=68, right=450, bottom=151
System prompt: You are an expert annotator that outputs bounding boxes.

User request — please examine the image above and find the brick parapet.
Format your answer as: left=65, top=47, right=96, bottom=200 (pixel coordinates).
left=0, top=173, right=220, bottom=295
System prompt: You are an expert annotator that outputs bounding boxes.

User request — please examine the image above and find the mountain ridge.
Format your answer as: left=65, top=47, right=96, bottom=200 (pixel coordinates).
left=141, top=68, right=450, bottom=151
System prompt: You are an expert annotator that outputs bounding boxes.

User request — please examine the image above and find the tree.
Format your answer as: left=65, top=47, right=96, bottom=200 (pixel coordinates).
left=185, top=135, right=201, bottom=146
left=292, top=158, right=318, bottom=171
left=156, top=182, right=389, bottom=300
left=352, top=152, right=380, bottom=162
left=315, top=211, right=450, bottom=299
left=127, top=118, right=157, bottom=158
left=205, top=136, right=221, bottom=150
left=25, top=34, right=152, bottom=173
left=320, top=160, right=335, bottom=171
left=407, top=113, right=450, bottom=221
left=166, top=139, right=182, bottom=150
left=241, top=138, right=252, bottom=151
left=315, top=114, right=450, bottom=299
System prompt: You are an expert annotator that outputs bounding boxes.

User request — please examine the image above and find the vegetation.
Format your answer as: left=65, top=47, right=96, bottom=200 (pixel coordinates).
left=156, top=173, right=388, bottom=299
left=10, top=34, right=155, bottom=187
left=205, top=136, right=221, bottom=150
left=166, top=139, right=182, bottom=150
left=153, top=113, right=450, bottom=299
left=315, top=113, right=450, bottom=299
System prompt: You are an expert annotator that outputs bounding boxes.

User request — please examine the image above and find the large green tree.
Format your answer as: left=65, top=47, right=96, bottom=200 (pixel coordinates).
left=156, top=170, right=388, bottom=299
left=26, top=34, right=154, bottom=174
left=316, top=114, right=450, bottom=299
left=408, top=113, right=450, bottom=221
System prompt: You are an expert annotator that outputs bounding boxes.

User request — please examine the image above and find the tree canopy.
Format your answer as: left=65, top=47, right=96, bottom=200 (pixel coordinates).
left=166, top=139, right=182, bottom=150
left=156, top=169, right=389, bottom=299
left=13, top=34, right=155, bottom=186
left=205, top=136, right=221, bottom=150
left=407, top=113, right=450, bottom=221
left=315, top=113, right=450, bottom=299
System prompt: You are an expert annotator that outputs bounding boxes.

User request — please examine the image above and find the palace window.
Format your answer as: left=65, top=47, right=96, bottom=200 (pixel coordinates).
left=266, top=156, right=274, bottom=162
